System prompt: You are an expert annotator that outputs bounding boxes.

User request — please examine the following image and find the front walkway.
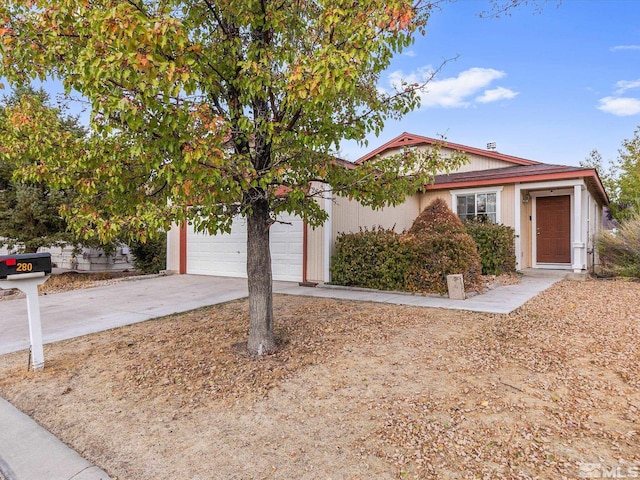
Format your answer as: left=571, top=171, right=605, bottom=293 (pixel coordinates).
left=276, top=271, right=565, bottom=314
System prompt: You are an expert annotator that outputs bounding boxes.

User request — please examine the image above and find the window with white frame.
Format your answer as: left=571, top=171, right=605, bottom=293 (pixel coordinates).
left=452, top=188, right=501, bottom=223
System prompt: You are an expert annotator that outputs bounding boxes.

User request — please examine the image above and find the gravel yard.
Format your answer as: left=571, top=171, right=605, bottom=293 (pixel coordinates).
left=0, top=278, right=638, bottom=479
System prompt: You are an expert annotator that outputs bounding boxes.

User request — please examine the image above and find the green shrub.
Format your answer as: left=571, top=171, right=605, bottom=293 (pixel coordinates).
left=403, top=232, right=482, bottom=294
left=597, top=213, right=640, bottom=277
left=330, top=227, right=411, bottom=291
left=402, top=199, right=482, bottom=294
left=130, top=236, right=167, bottom=274
left=464, top=219, right=516, bottom=275
left=330, top=200, right=484, bottom=295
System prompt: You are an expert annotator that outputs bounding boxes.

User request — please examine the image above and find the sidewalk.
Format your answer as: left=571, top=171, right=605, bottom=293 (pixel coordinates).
left=0, top=271, right=568, bottom=480
left=0, top=398, right=111, bottom=480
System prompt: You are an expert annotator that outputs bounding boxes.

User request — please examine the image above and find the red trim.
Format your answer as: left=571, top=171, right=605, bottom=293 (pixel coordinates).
left=179, top=222, right=187, bottom=274
left=356, top=132, right=540, bottom=166
left=426, top=170, right=609, bottom=205
left=302, top=221, right=308, bottom=283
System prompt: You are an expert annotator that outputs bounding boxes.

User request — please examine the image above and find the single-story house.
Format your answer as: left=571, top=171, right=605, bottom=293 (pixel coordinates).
left=166, top=132, right=609, bottom=281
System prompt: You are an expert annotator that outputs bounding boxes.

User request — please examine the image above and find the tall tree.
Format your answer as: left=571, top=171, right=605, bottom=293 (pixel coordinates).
left=0, top=87, right=85, bottom=252
left=580, top=149, right=616, bottom=197
left=583, top=129, right=640, bottom=221
left=0, top=0, right=465, bottom=354
left=615, top=126, right=640, bottom=219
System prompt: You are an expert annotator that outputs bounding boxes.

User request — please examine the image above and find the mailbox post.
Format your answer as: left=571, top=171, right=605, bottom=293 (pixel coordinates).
left=0, top=253, right=52, bottom=371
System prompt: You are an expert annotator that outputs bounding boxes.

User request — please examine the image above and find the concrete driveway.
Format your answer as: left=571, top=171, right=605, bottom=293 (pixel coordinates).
left=0, top=274, right=252, bottom=356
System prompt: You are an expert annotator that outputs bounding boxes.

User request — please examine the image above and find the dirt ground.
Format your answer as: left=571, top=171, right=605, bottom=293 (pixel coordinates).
left=0, top=279, right=639, bottom=479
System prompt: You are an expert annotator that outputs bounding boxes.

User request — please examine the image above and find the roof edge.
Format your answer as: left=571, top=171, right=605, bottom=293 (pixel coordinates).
left=355, top=132, right=541, bottom=166
left=427, top=168, right=609, bottom=206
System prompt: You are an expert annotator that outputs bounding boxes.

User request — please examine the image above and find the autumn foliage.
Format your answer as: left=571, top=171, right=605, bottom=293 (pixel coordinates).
left=0, top=0, right=457, bottom=354
left=404, top=199, right=482, bottom=294
left=407, top=197, right=466, bottom=235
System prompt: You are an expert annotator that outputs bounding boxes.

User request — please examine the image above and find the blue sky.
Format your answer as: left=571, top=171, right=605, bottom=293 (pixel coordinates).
left=340, top=0, right=640, bottom=168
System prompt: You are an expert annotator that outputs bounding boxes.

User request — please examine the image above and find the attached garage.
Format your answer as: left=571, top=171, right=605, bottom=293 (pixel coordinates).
left=185, top=213, right=304, bottom=282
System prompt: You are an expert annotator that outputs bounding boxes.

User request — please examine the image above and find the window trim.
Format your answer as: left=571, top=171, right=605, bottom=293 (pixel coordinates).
left=450, top=186, right=503, bottom=224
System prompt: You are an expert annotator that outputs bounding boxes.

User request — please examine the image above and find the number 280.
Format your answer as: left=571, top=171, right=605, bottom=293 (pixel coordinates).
left=16, top=262, right=33, bottom=272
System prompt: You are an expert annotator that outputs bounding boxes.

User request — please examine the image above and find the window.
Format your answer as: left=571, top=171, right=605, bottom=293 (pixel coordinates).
left=455, top=192, right=498, bottom=223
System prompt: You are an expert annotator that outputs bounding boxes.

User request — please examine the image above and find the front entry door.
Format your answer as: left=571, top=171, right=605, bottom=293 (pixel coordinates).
left=536, top=195, right=571, bottom=264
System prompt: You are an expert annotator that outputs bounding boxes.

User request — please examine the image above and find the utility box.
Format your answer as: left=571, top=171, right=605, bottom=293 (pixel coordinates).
left=0, top=253, right=52, bottom=279
left=446, top=274, right=466, bottom=300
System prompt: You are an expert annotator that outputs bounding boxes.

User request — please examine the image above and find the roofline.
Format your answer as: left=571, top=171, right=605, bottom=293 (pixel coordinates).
left=427, top=168, right=609, bottom=205
left=355, top=132, right=541, bottom=166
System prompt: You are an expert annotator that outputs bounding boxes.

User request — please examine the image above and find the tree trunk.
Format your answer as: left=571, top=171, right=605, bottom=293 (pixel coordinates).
left=246, top=198, right=275, bottom=355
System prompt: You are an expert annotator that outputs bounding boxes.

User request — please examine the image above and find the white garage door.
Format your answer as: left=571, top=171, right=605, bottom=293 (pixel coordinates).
left=186, top=213, right=303, bottom=282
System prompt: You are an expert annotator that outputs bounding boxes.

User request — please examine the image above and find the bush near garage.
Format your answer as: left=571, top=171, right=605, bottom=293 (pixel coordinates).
left=330, top=199, right=483, bottom=295
left=597, top=211, right=640, bottom=278
left=130, top=235, right=167, bottom=274
left=331, top=227, right=411, bottom=291
left=464, top=218, right=516, bottom=275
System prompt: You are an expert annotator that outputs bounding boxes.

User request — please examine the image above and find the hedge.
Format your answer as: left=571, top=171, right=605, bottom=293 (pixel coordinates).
left=330, top=199, right=483, bottom=294
left=403, top=231, right=482, bottom=295
left=330, top=227, right=411, bottom=291
left=130, top=235, right=167, bottom=274
left=464, top=218, right=516, bottom=275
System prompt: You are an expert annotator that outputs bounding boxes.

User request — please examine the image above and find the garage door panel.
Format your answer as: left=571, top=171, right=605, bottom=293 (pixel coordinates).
left=186, top=214, right=303, bottom=282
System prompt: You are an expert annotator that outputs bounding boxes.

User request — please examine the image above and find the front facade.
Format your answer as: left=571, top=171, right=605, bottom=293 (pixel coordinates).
left=167, top=132, right=609, bottom=282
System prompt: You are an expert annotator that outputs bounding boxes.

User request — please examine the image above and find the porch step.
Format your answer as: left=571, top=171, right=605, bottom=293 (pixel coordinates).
left=521, top=268, right=587, bottom=281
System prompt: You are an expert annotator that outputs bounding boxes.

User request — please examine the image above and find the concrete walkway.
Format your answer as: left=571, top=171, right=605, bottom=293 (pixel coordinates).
left=0, top=271, right=568, bottom=480
left=280, top=272, right=566, bottom=314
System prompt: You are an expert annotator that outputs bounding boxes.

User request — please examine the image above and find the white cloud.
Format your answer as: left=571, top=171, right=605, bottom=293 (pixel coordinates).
left=598, top=96, right=640, bottom=116
left=615, top=79, right=640, bottom=94
left=476, top=86, right=519, bottom=103
left=389, top=67, right=514, bottom=108
left=402, top=50, right=417, bottom=57
left=611, top=45, right=640, bottom=51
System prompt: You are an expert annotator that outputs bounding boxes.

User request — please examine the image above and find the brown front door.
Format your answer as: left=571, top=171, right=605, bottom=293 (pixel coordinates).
left=536, top=195, right=571, bottom=264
